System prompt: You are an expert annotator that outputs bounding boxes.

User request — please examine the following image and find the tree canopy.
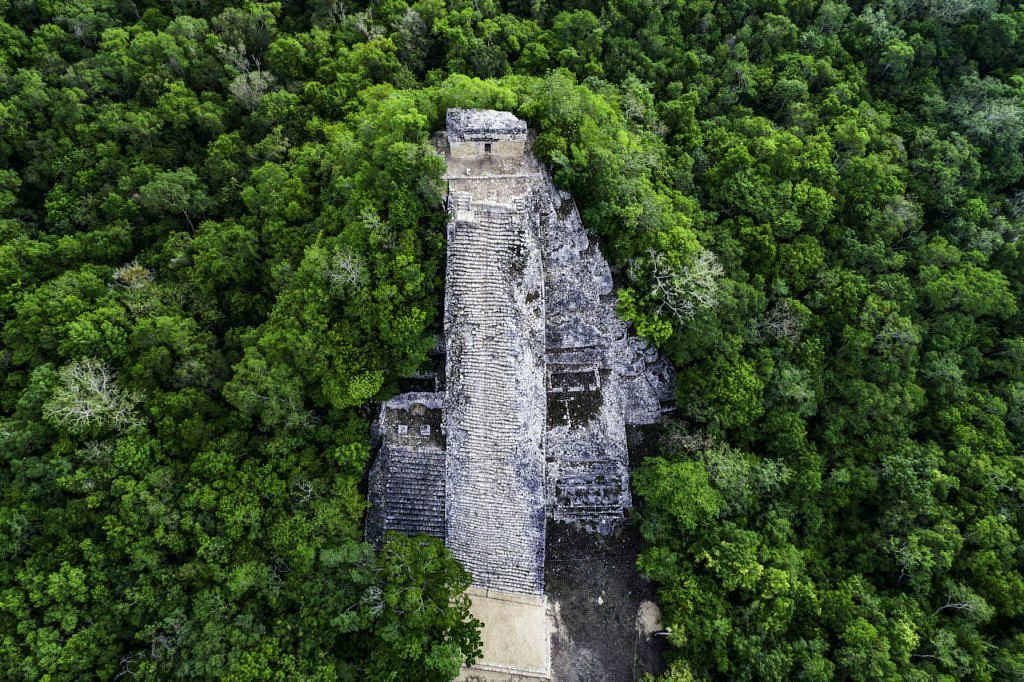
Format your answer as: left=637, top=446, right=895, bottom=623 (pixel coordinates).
left=2, top=0, right=1023, bottom=679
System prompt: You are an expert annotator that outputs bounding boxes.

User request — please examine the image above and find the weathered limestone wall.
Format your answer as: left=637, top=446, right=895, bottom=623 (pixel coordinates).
left=540, top=185, right=633, bottom=532
left=450, top=139, right=526, bottom=158
left=447, top=109, right=528, bottom=159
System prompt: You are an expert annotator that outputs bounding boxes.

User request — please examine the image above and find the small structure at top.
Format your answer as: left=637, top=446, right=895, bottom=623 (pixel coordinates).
left=447, top=108, right=527, bottom=158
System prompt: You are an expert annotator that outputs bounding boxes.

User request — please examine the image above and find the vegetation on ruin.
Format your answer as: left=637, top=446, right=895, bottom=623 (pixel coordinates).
left=1, top=0, right=1023, bottom=679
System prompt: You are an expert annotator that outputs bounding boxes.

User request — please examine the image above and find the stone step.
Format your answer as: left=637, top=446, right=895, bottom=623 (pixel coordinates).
left=385, top=493, right=445, bottom=507
left=386, top=512, right=445, bottom=526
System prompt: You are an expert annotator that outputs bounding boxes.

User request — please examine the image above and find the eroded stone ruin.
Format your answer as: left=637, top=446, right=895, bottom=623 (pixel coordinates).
left=366, top=109, right=675, bottom=599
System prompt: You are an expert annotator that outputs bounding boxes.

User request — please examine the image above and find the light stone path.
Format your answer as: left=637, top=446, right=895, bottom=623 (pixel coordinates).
left=455, top=588, right=551, bottom=682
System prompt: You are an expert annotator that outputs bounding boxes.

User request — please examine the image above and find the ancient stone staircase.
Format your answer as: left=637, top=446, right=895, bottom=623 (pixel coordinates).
left=445, top=206, right=545, bottom=595
left=382, top=446, right=446, bottom=539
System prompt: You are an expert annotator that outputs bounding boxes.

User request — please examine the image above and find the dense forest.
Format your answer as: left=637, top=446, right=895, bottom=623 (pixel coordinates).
left=1, top=0, right=1023, bottom=679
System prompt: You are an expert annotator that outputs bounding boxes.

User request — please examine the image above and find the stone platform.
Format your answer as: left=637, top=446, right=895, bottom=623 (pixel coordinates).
left=458, top=588, right=551, bottom=682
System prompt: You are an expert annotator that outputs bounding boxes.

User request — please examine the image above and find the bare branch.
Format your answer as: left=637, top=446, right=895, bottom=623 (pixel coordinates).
left=112, top=261, right=154, bottom=289
left=292, top=479, right=316, bottom=504
left=646, top=249, right=724, bottom=322
left=325, top=248, right=368, bottom=292
left=43, top=358, right=142, bottom=434
left=760, top=299, right=803, bottom=344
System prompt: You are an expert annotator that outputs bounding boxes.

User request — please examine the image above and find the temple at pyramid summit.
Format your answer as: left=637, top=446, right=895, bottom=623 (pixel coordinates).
left=365, top=109, right=674, bottom=680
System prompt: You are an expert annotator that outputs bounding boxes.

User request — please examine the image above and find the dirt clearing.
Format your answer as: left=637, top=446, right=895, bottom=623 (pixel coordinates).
left=545, top=521, right=667, bottom=681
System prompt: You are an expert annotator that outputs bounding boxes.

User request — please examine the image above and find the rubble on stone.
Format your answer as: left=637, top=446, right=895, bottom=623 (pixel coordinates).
left=367, top=109, right=675, bottom=596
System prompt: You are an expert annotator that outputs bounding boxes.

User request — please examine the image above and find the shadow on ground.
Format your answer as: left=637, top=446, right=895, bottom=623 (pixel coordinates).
left=545, top=521, right=667, bottom=681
